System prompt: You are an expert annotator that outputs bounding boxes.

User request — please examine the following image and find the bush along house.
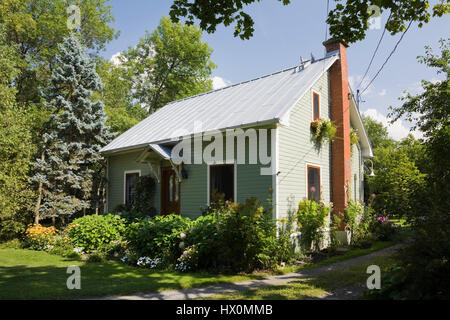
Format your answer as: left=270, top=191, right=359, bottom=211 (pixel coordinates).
left=100, top=39, right=373, bottom=244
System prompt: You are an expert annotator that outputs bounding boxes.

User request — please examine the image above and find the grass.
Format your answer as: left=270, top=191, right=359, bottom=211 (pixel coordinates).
left=0, top=230, right=408, bottom=299
left=203, top=255, right=398, bottom=300
left=0, top=248, right=266, bottom=299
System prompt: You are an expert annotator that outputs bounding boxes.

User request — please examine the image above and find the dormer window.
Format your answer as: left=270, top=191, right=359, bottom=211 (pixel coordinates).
left=313, top=91, right=320, bottom=120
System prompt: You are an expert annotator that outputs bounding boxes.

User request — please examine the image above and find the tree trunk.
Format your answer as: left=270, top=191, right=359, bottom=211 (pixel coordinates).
left=33, top=138, right=47, bottom=225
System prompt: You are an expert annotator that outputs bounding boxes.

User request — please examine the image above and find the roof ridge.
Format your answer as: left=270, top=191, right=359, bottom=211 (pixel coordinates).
left=165, top=58, right=326, bottom=106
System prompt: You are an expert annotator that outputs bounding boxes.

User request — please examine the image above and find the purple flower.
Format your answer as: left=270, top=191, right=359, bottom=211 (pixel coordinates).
left=377, top=216, right=389, bottom=223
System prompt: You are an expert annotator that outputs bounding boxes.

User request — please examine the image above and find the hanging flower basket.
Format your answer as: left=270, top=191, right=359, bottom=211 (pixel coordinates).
left=310, top=118, right=336, bottom=144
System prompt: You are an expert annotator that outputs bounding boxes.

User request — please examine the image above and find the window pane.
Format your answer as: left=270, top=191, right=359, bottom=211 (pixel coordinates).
left=308, top=166, right=320, bottom=202
left=313, top=93, right=320, bottom=120
left=125, top=173, right=139, bottom=206
left=210, top=165, right=234, bottom=202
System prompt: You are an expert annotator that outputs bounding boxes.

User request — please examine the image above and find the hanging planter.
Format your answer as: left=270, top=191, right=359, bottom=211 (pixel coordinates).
left=350, top=128, right=359, bottom=146
left=310, top=118, right=337, bottom=144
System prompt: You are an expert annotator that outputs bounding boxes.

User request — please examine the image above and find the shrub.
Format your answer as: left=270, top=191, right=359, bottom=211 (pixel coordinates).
left=25, top=224, right=58, bottom=250
left=68, top=214, right=126, bottom=252
left=132, top=175, right=157, bottom=217
left=86, top=252, right=106, bottom=263
left=185, top=198, right=294, bottom=272
left=125, top=214, right=193, bottom=264
left=297, top=200, right=331, bottom=252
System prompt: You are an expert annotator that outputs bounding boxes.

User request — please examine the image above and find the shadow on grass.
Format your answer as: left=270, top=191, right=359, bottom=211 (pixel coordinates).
left=0, top=262, right=266, bottom=300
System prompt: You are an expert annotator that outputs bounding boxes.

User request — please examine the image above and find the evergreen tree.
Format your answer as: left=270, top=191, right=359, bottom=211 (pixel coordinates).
left=32, top=35, right=113, bottom=223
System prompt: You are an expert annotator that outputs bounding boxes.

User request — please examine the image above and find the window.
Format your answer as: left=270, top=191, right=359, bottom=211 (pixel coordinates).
left=307, top=165, right=320, bottom=203
left=125, top=172, right=139, bottom=206
left=313, top=92, right=320, bottom=120
left=210, top=164, right=234, bottom=202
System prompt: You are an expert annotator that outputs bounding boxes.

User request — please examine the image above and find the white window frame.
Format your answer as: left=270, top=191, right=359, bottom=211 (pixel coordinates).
left=206, top=160, right=237, bottom=205
left=311, top=90, right=321, bottom=121
left=123, top=170, right=141, bottom=205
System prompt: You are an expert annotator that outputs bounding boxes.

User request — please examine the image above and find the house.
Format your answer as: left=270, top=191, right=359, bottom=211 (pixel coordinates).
left=100, top=40, right=373, bottom=238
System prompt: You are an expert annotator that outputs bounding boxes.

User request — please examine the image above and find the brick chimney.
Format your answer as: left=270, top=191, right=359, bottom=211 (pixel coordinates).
left=323, top=39, right=351, bottom=230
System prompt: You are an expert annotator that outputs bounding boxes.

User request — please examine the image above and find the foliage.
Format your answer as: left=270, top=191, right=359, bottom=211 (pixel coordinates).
left=368, top=145, right=425, bottom=218
left=362, top=115, right=395, bottom=149
left=25, top=224, right=58, bottom=250
left=350, top=128, right=359, bottom=146
left=125, top=214, right=193, bottom=264
left=132, top=175, right=157, bottom=217
left=94, top=57, right=147, bottom=135
left=297, top=200, right=331, bottom=252
left=310, top=118, right=336, bottom=145
left=0, top=29, right=35, bottom=240
left=68, top=214, right=126, bottom=252
left=0, top=0, right=117, bottom=104
left=121, top=16, right=215, bottom=113
left=184, top=198, right=294, bottom=272
left=169, top=0, right=449, bottom=42
left=383, top=39, right=450, bottom=299
left=31, top=35, right=113, bottom=222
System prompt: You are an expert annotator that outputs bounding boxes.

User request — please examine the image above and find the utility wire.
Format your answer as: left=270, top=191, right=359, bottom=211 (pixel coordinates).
left=356, top=12, right=392, bottom=90
left=360, top=20, right=413, bottom=95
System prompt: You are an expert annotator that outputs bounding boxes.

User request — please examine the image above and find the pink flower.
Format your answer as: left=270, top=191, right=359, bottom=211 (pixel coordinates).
left=371, top=193, right=376, bottom=198
left=310, top=186, right=316, bottom=193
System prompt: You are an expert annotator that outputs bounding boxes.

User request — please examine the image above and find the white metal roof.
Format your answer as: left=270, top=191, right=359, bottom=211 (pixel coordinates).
left=101, top=54, right=340, bottom=154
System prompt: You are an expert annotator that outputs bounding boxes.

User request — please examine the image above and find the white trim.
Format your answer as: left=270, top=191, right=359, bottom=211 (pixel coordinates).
left=123, top=170, right=141, bottom=205
left=206, top=161, right=237, bottom=205
left=311, top=89, right=321, bottom=121
left=105, top=158, right=109, bottom=213
left=305, top=162, right=322, bottom=200
left=273, top=127, right=279, bottom=220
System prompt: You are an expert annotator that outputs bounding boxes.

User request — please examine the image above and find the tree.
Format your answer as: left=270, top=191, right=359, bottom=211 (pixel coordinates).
left=122, top=16, right=216, bottom=113
left=31, top=35, right=113, bottom=224
left=362, top=115, right=395, bottom=149
left=0, top=0, right=117, bottom=105
left=0, top=27, right=35, bottom=239
left=383, top=39, right=450, bottom=299
left=169, top=0, right=449, bottom=42
left=94, top=57, right=147, bottom=135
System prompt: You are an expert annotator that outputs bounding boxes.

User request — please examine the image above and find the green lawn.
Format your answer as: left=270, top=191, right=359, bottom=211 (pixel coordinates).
left=203, top=255, right=398, bottom=300
left=0, top=232, right=406, bottom=299
left=0, top=249, right=265, bottom=299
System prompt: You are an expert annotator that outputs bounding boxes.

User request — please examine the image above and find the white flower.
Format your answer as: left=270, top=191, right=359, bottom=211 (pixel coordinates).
left=73, top=247, right=83, bottom=253
left=179, top=241, right=185, bottom=249
left=180, top=232, right=186, bottom=240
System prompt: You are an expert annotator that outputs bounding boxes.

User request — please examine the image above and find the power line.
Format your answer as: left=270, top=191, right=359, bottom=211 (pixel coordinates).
left=356, top=12, right=392, bottom=90
left=360, top=20, right=413, bottom=95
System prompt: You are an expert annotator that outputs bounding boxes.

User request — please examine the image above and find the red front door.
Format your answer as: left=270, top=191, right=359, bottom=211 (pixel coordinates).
left=161, top=167, right=180, bottom=215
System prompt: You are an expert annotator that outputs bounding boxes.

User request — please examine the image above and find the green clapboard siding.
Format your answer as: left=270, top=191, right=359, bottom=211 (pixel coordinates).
left=351, top=141, right=363, bottom=202
left=277, top=72, right=332, bottom=219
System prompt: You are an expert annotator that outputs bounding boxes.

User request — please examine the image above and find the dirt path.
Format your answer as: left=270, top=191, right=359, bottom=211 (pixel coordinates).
left=98, top=243, right=403, bottom=300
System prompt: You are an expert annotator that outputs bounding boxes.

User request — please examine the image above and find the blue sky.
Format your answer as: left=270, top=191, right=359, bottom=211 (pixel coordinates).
left=102, top=0, right=449, bottom=140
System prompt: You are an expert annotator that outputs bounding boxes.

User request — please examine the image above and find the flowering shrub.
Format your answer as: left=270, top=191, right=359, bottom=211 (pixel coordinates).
left=68, top=214, right=126, bottom=252
left=136, top=256, right=162, bottom=269
left=297, top=200, right=331, bottom=251
left=25, top=224, right=58, bottom=250
left=310, top=118, right=336, bottom=144
left=184, top=198, right=294, bottom=272
left=125, top=214, right=193, bottom=263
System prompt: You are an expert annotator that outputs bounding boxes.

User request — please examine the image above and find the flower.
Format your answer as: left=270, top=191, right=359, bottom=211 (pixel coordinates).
left=179, top=241, right=185, bottom=249
left=371, top=193, right=376, bottom=198
left=310, top=186, right=316, bottom=193
left=180, top=232, right=186, bottom=240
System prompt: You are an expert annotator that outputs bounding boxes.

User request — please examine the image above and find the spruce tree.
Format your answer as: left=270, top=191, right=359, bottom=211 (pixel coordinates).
left=32, top=35, right=113, bottom=223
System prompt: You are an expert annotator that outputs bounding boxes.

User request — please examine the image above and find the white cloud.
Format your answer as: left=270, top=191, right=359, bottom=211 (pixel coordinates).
left=362, top=108, right=423, bottom=140
left=212, top=76, right=231, bottom=90
left=379, top=89, right=387, bottom=96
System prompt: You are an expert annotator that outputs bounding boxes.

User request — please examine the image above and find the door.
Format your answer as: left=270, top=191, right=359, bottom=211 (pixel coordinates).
left=161, top=167, right=180, bottom=215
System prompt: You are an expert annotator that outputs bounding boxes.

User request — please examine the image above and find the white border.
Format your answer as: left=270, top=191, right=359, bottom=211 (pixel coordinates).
left=123, top=170, right=141, bottom=204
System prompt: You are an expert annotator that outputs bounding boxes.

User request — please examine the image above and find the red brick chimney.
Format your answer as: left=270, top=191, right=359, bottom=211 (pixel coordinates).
left=323, top=39, right=351, bottom=230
